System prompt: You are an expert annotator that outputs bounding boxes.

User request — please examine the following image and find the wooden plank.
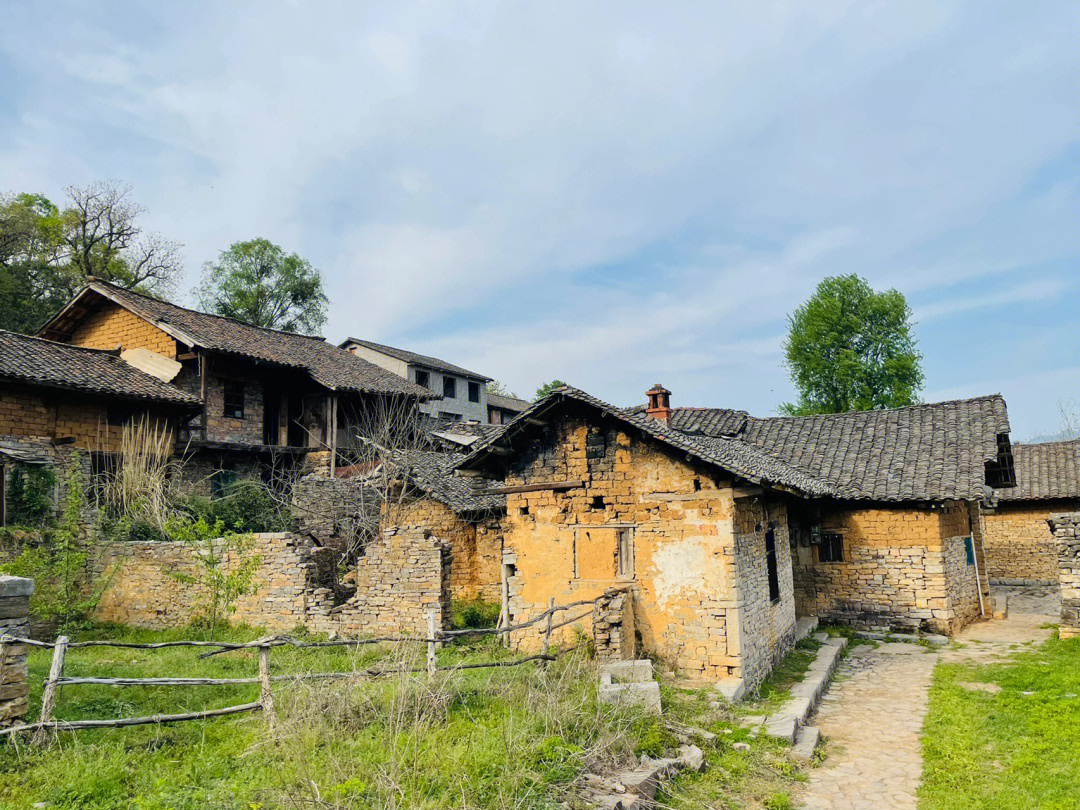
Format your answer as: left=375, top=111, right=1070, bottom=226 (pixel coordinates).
left=426, top=611, right=437, bottom=679
left=483, top=480, right=584, bottom=495
left=258, top=645, right=276, bottom=732
left=0, top=702, right=264, bottom=737
left=732, top=486, right=763, bottom=499
left=35, top=635, right=68, bottom=744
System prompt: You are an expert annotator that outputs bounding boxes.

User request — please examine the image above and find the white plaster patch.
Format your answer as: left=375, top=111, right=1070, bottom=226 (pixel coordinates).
left=650, top=536, right=711, bottom=610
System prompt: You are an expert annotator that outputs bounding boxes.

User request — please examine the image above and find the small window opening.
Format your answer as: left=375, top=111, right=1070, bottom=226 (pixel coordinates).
left=819, top=532, right=844, bottom=563
left=518, top=505, right=529, bottom=516
left=223, top=381, right=245, bottom=419
left=617, top=528, right=634, bottom=579
left=765, top=529, right=780, bottom=604
left=590, top=495, right=605, bottom=510
left=107, top=403, right=136, bottom=427
left=693, top=478, right=702, bottom=491
left=468, top=381, right=480, bottom=403
left=443, top=376, right=456, bottom=398
left=414, top=369, right=430, bottom=388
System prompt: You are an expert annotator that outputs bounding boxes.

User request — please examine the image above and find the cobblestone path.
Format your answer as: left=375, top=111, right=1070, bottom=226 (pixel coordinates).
left=797, top=586, right=1059, bottom=810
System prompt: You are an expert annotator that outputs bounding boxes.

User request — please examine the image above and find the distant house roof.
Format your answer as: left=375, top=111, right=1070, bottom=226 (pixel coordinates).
left=342, top=338, right=492, bottom=382
left=459, top=387, right=1015, bottom=503
left=426, top=418, right=507, bottom=448
left=397, top=449, right=505, bottom=515
left=0, top=329, right=200, bottom=408
left=457, top=386, right=843, bottom=498
left=39, top=282, right=433, bottom=400
left=998, top=439, right=1080, bottom=501
left=487, top=392, right=530, bottom=414
left=739, top=396, right=1012, bottom=502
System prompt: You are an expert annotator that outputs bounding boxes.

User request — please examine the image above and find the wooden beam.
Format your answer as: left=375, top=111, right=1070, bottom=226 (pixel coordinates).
left=732, top=486, right=763, bottom=499
left=199, top=352, right=208, bottom=441
left=486, top=445, right=512, bottom=455
left=453, top=468, right=487, bottom=478
left=483, top=480, right=584, bottom=495
left=176, top=352, right=199, bottom=361
left=329, top=394, right=338, bottom=477
left=523, top=417, right=546, bottom=426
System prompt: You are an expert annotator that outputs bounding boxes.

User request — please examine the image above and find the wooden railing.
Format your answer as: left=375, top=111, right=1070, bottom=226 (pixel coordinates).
left=0, top=585, right=630, bottom=741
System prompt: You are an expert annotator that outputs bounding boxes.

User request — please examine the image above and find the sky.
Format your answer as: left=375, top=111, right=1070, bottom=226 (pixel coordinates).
left=2, top=2, right=1078, bottom=440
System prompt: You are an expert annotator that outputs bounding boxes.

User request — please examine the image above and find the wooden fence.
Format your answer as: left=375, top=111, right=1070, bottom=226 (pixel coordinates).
left=0, top=585, right=630, bottom=741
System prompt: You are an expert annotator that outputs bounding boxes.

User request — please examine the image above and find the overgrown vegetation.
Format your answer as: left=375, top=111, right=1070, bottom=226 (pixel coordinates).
left=921, top=633, right=1080, bottom=809
left=5, top=463, right=56, bottom=527
left=0, top=624, right=805, bottom=810
left=449, top=597, right=501, bottom=631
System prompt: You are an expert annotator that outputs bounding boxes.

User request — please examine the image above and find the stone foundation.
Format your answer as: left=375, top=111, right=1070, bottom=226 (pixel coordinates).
left=1048, top=513, right=1080, bottom=639
left=0, top=576, right=33, bottom=727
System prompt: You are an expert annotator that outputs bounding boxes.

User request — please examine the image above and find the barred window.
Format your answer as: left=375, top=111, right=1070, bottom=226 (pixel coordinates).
left=819, top=532, right=845, bottom=563
left=223, top=381, right=245, bottom=419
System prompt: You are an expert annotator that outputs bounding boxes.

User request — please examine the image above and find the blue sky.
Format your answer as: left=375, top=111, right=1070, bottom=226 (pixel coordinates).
left=2, top=2, right=1078, bottom=439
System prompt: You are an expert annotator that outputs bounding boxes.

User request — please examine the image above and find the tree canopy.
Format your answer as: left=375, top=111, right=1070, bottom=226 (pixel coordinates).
left=0, top=183, right=182, bottom=333
left=534, top=379, right=569, bottom=401
left=195, top=238, right=328, bottom=334
left=781, top=274, right=923, bottom=415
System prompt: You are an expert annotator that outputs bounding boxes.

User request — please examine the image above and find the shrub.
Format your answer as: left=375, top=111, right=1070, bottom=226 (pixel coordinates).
left=450, top=598, right=501, bottom=631
left=184, top=477, right=289, bottom=534
left=6, top=463, right=56, bottom=526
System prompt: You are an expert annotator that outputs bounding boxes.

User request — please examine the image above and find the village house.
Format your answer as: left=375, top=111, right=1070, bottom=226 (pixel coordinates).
left=37, top=280, right=434, bottom=492
left=980, top=439, right=1080, bottom=585
left=0, top=328, right=200, bottom=525
left=487, top=392, right=530, bottom=425
left=455, top=385, right=1017, bottom=694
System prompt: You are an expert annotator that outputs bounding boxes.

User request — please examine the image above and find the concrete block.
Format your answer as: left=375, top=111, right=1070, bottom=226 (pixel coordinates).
left=598, top=681, right=662, bottom=714
left=0, top=577, right=33, bottom=599
left=793, top=725, right=821, bottom=759
left=715, top=678, right=746, bottom=703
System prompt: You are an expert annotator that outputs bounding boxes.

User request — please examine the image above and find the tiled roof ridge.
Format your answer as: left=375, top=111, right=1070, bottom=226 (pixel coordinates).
left=749, top=394, right=1007, bottom=423
left=0, top=328, right=124, bottom=355
left=89, top=281, right=330, bottom=341
left=1012, top=437, right=1080, bottom=448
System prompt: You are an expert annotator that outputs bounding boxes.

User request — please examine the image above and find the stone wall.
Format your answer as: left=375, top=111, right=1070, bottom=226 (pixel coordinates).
left=0, top=575, right=33, bottom=727
left=1048, top=512, right=1080, bottom=639
left=496, top=408, right=795, bottom=689
left=90, top=528, right=449, bottom=637
left=592, top=589, right=635, bottom=661
left=981, top=501, right=1073, bottom=585
left=291, top=472, right=375, bottom=544
left=791, top=501, right=983, bottom=635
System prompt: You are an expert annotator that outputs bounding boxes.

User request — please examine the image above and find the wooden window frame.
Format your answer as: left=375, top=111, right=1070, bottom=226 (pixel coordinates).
left=442, top=376, right=456, bottom=399
left=222, top=381, right=245, bottom=420
left=818, top=532, right=845, bottom=563
left=468, top=381, right=481, bottom=403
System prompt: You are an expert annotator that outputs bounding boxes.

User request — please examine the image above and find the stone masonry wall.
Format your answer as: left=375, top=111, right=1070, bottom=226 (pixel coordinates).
left=593, top=589, right=635, bottom=661
left=791, top=501, right=982, bottom=635
left=497, top=408, right=791, bottom=688
left=0, top=575, right=33, bottom=727
left=1048, top=512, right=1080, bottom=639
left=981, top=501, right=1073, bottom=585
left=68, top=300, right=179, bottom=357
left=292, top=472, right=375, bottom=543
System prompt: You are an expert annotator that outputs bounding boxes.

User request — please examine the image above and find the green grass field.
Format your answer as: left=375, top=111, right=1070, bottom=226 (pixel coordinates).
left=0, top=623, right=803, bottom=809
left=920, top=632, right=1080, bottom=810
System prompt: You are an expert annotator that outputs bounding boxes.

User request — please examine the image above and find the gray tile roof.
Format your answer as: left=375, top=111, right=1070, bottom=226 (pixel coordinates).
left=458, top=387, right=1013, bottom=503
left=397, top=449, right=505, bottom=515
left=487, top=392, right=530, bottom=413
left=998, top=439, right=1080, bottom=501
left=457, top=386, right=843, bottom=498
left=740, top=396, right=1011, bottom=502
left=0, top=435, right=55, bottom=465
left=0, top=329, right=200, bottom=407
left=342, top=338, right=492, bottom=381
left=43, top=283, right=433, bottom=400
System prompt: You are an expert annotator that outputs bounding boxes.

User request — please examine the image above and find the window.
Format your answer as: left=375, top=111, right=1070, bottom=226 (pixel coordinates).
left=617, top=528, right=634, bottom=579
left=819, top=532, right=844, bottom=563
left=223, top=381, right=245, bottom=419
left=107, top=403, right=136, bottom=427
left=210, top=467, right=238, bottom=497
left=985, top=432, right=1016, bottom=488
left=442, top=376, right=456, bottom=399
left=964, top=536, right=976, bottom=566
left=765, top=529, right=780, bottom=603
left=414, top=369, right=430, bottom=389
left=468, top=381, right=480, bottom=403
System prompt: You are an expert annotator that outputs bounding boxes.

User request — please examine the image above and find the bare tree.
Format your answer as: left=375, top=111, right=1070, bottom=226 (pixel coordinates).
left=1060, top=399, right=1080, bottom=440
left=64, top=181, right=182, bottom=296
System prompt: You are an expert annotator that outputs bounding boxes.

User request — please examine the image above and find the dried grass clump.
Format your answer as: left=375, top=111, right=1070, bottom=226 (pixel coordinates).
left=99, top=416, right=185, bottom=531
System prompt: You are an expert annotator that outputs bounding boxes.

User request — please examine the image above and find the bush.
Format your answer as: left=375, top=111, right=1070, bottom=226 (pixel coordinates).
left=6, top=464, right=56, bottom=526
left=450, top=598, right=501, bottom=631
left=184, top=478, right=289, bottom=534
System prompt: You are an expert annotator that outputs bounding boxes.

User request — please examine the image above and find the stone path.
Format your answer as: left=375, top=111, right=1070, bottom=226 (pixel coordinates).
left=797, top=586, right=1059, bottom=810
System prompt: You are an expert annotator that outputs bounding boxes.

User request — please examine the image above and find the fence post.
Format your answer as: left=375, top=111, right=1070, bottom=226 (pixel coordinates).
left=426, top=609, right=437, bottom=679
left=544, top=598, right=555, bottom=650
left=35, top=635, right=69, bottom=743
left=258, top=643, right=276, bottom=733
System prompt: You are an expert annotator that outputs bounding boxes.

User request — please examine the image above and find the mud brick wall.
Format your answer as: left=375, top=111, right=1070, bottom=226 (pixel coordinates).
left=68, top=300, right=178, bottom=357
left=496, top=408, right=796, bottom=689
left=982, top=501, right=1074, bottom=585
left=791, top=501, right=983, bottom=635
left=0, top=390, right=53, bottom=437
left=0, top=576, right=33, bottom=727
left=310, top=527, right=451, bottom=637
left=1048, top=513, right=1080, bottom=639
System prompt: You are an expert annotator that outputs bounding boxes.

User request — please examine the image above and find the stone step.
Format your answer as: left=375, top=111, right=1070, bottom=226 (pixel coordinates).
left=764, top=637, right=847, bottom=744
left=795, top=616, right=820, bottom=642
left=792, top=725, right=820, bottom=759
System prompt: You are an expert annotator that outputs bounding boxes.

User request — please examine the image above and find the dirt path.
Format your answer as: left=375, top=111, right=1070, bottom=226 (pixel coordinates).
left=797, top=587, right=1059, bottom=810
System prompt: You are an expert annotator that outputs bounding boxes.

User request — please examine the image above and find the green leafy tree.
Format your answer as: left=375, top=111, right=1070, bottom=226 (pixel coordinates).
left=0, top=183, right=182, bottom=332
left=534, top=379, right=569, bottom=401
left=781, top=274, right=923, bottom=415
left=195, top=238, right=328, bottom=333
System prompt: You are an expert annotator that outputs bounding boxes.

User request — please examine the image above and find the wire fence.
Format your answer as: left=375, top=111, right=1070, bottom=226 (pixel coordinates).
left=0, top=585, right=630, bottom=742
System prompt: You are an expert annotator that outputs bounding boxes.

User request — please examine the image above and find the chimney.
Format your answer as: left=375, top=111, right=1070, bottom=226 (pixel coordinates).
left=645, top=383, right=672, bottom=421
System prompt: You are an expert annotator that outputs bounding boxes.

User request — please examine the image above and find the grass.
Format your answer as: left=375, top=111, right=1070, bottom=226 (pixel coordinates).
left=738, top=638, right=822, bottom=715
left=0, top=623, right=804, bottom=809
left=920, top=632, right=1080, bottom=810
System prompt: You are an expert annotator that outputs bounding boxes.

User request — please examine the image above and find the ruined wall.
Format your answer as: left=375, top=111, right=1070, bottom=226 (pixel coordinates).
left=1048, top=512, right=1080, bottom=639
left=0, top=575, right=33, bottom=727
left=791, top=501, right=982, bottom=635
left=91, top=528, right=449, bottom=637
left=593, top=588, right=635, bottom=661
left=291, top=471, right=374, bottom=543
left=69, top=300, right=178, bottom=357
left=498, top=410, right=793, bottom=688
left=981, top=501, right=1073, bottom=585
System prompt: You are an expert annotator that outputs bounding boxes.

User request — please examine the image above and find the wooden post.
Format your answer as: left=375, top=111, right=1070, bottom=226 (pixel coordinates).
left=199, top=353, right=208, bottom=441
left=35, top=635, right=68, bottom=743
left=499, top=564, right=510, bottom=648
left=426, top=610, right=437, bottom=679
left=329, top=393, right=338, bottom=477
left=544, top=598, right=555, bottom=650
left=258, top=644, right=276, bottom=733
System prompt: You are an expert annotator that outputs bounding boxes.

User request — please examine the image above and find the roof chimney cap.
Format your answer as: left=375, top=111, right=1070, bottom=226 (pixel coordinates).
left=646, top=384, right=672, bottom=421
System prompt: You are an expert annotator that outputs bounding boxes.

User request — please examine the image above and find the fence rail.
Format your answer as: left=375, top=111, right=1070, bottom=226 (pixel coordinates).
left=0, top=585, right=629, bottom=741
